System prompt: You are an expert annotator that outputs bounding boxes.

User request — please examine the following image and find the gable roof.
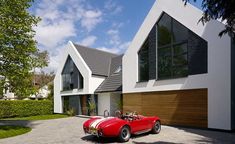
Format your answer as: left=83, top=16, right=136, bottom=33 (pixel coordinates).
left=95, top=55, right=123, bottom=93
left=74, top=44, right=118, bottom=77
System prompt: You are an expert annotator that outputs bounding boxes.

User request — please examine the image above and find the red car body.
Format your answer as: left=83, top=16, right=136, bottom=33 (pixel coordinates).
left=83, top=113, right=161, bottom=142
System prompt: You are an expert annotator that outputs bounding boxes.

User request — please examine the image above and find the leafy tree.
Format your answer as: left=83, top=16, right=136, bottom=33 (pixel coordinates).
left=31, top=50, right=49, bottom=97
left=183, top=0, right=235, bottom=37
left=47, top=82, right=54, bottom=101
left=0, top=0, right=41, bottom=99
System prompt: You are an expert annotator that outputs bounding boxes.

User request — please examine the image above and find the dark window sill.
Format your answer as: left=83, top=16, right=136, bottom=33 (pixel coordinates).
left=61, top=88, right=84, bottom=92
left=156, top=76, right=188, bottom=81
left=136, top=80, right=149, bottom=83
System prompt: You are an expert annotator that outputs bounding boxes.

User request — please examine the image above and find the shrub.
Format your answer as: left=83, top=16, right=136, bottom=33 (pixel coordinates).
left=0, top=100, right=53, bottom=118
left=66, top=108, right=76, bottom=116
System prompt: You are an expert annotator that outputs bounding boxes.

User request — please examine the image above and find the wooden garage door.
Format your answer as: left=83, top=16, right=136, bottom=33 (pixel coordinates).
left=123, top=89, right=207, bottom=128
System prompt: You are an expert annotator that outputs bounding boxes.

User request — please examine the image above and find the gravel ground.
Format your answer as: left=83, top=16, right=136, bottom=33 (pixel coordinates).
left=0, top=117, right=235, bottom=144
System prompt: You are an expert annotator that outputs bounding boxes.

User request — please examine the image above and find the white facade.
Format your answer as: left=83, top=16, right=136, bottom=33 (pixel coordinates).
left=97, top=92, right=121, bottom=116
left=54, top=41, right=105, bottom=113
left=123, top=0, right=232, bottom=130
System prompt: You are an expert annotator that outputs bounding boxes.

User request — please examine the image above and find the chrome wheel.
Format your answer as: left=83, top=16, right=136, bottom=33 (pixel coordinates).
left=119, top=126, right=130, bottom=142
left=152, top=121, right=161, bottom=134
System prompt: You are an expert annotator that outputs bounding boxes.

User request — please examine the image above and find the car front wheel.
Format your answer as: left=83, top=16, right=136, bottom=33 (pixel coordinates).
left=118, top=126, right=131, bottom=142
left=152, top=120, right=161, bottom=134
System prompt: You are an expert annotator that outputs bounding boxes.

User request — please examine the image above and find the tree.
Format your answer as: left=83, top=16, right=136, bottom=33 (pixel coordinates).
left=31, top=50, right=49, bottom=98
left=47, top=82, right=54, bottom=101
left=0, top=0, right=41, bottom=99
left=183, top=0, right=235, bottom=37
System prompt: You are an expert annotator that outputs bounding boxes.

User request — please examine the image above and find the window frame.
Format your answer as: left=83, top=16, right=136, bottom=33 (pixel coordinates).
left=138, top=38, right=149, bottom=82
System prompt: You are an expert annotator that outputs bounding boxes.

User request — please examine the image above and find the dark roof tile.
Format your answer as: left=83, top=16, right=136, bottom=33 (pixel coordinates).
left=74, top=44, right=118, bottom=77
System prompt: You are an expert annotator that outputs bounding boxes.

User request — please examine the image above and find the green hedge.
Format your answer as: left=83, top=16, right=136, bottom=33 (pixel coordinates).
left=0, top=100, right=53, bottom=118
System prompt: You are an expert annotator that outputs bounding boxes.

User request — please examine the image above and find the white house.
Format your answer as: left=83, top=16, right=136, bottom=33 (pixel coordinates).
left=54, top=42, right=122, bottom=116
left=123, top=0, right=235, bottom=130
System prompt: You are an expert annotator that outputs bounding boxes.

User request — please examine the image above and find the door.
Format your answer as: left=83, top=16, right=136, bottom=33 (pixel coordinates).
left=129, top=117, right=152, bottom=133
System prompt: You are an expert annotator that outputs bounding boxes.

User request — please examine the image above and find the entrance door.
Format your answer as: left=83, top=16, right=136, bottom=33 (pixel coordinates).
left=80, top=95, right=88, bottom=115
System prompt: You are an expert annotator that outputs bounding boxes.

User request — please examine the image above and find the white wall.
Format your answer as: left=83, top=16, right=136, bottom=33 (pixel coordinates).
left=123, top=0, right=231, bottom=130
left=97, top=92, right=121, bottom=116
left=90, top=76, right=105, bottom=94
left=97, top=93, right=110, bottom=116
left=54, top=41, right=105, bottom=113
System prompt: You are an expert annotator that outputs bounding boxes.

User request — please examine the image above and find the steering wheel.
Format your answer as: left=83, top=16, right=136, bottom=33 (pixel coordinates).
left=115, top=110, right=122, bottom=118
left=104, top=110, right=109, bottom=118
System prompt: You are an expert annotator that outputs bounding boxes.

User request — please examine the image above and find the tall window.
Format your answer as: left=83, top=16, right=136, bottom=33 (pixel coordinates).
left=62, top=56, right=84, bottom=91
left=138, top=39, right=149, bottom=82
left=157, top=13, right=188, bottom=79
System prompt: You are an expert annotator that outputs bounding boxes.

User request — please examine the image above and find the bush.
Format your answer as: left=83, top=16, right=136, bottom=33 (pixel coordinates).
left=0, top=100, right=53, bottom=118
left=66, top=108, right=76, bottom=116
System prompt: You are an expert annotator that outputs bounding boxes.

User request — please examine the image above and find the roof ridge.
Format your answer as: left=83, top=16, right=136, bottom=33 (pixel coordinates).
left=74, top=43, right=119, bottom=56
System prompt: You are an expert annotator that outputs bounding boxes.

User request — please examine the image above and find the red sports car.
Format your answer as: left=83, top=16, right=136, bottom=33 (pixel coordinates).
left=83, top=110, right=161, bottom=142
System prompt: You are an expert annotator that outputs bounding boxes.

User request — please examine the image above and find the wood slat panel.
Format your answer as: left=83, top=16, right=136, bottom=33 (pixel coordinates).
left=123, top=89, right=208, bottom=128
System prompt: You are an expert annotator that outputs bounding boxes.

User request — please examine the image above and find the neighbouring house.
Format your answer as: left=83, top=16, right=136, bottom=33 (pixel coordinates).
left=54, top=42, right=122, bottom=116
left=29, top=83, right=52, bottom=100
left=123, top=0, right=235, bottom=130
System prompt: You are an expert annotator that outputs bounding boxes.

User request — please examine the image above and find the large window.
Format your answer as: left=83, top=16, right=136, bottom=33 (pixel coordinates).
left=62, top=56, right=84, bottom=91
left=138, top=39, right=149, bottom=82
left=157, top=13, right=189, bottom=79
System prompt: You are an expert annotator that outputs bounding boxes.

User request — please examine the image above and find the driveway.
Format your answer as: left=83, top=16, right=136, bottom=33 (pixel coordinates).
left=0, top=117, right=235, bottom=144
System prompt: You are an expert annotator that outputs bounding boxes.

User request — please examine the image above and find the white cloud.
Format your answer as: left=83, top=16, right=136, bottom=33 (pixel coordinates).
left=81, top=10, right=103, bottom=32
left=119, top=41, right=131, bottom=51
left=104, top=0, right=123, bottom=14
left=80, top=35, right=97, bottom=46
left=97, top=47, right=120, bottom=54
left=35, top=20, right=76, bottom=48
left=96, top=41, right=130, bottom=54
left=107, top=29, right=121, bottom=46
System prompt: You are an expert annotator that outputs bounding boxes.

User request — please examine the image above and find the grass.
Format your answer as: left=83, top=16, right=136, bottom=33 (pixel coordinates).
left=1, top=114, right=69, bottom=121
left=0, top=125, right=31, bottom=139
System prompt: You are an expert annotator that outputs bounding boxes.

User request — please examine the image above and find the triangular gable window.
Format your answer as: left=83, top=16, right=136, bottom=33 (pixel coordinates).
left=157, top=13, right=207, bottom=79
left=62, top=56, right=84, bottom=91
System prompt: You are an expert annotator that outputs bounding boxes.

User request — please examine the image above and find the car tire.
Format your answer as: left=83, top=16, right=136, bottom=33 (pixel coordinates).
left=118, top=126, right=131, bottom=142
left=152, top=120, right=161, bottom=134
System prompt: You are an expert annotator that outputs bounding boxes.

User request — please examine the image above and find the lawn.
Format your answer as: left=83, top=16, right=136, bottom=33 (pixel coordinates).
left=0, top=125, right=31, bottom=139
left=1, top=114, right=69, bottom=121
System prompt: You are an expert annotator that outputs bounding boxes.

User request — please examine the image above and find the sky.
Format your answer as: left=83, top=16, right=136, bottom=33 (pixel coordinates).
left=30, top=0, right=203, bottom=73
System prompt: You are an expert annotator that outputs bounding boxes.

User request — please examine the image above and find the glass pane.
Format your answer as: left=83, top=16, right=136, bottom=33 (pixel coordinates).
left=158, top=46, right=171, bottom=57
left=63, top=97, right=69, bottom=113
left=138, top=40, right=149, bottom=81
left=172, top=66, right=188, bottom=78
left=173, top=43, right=187, bottom=56
left=157, top=13, right=172, bottom=47
left=172, top=19, right=188, bottom=43
left=158, top=55, right=172, bottom=79
left=62, top=56, right=84, bottom=91
left=173, top=54, right=188, bottom=66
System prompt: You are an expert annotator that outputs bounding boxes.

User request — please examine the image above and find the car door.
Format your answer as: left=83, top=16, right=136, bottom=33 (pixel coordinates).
left=129, top=116, right=152, bottom=133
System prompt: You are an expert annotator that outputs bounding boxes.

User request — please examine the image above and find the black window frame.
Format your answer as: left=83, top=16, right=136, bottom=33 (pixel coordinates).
left=138, top=38, right=149, bottom=82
